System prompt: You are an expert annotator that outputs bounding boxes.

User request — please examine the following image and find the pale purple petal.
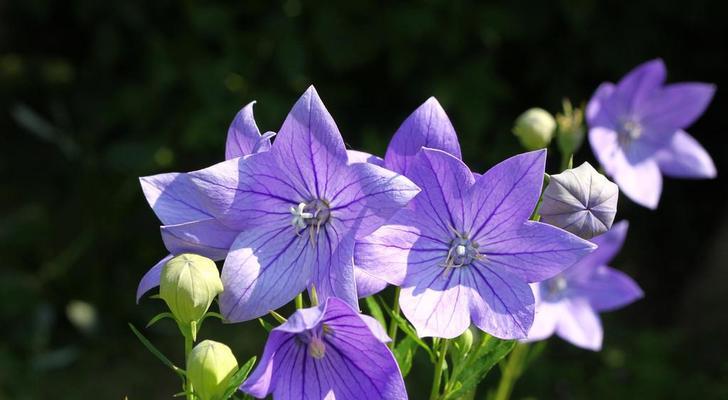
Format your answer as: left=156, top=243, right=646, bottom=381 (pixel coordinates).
left=611, top=158, right=662, bottom=210
left=139, top=173, right=211, bottom=225
left=568, top=220, right=629, bottom=278
left=225, top=101, right=271, bottom=160
left=524, top=289, right=560, bottom=342
left=400, top=264, right=472, bottom=339
left=467, top=263, right=535, bottom=339
left=355, top=267, right=389, bottom=298
left=160, top=218, right=239, bottom=260
left=219, top=226, right=314, bottom=322
left=239, top=330, right=290, bottom=398
left=309, top=226, right=358, bottom=308
left=467, top=150, right=546, bottom=241
left=554, top=298, right=603, bottom=351
left=586, top=83, right=617, bottom=128
left=360, top=314, right=391, bottom=343
left=640, top=83, right=716, bottom=132
left=384, top=97, right=461, bottom=176
left=573, top=265, right=643, bottom=312
left=347, top=150, right=385, bottom=166
left=135, top=254, right=173, bottom=302
left=655, top=130, right=717, bottom=178
left=327, top=162, right=420, bottom=240
left=613, top=59, right=666, bottom=113
left=480, top=221, right=597, bottom=283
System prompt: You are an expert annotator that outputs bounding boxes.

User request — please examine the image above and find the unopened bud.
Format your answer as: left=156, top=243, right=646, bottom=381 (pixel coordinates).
left=159, top=254, right=223, bottom=330
left=187, top=340, right=238, bottom=400
left=556, top=99, right=585, bottom=156
left=513, top=108, right=556, bottom=150
left=539, top=162, right=618, bottom=239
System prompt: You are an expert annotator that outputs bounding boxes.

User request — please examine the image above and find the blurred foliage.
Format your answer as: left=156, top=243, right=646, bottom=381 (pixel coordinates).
left=1, top=0, right=727, bottom=398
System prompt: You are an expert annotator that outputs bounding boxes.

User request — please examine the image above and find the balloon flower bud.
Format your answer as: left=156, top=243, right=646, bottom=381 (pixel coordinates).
left=539, top=162, right=618, bottom=239
left=159, top=254, right=223, bottom=336
left=513, top=108, right=556, bottom=150
left=556, top=99, right=585, bottom=156
left=187, top=340, right=239, bottom=400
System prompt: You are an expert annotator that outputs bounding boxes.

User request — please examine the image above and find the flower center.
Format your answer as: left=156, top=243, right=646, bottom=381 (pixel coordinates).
left=297, top=325, right=331, bottom=360
left=541, top=275, right=568, bottom=302
left=290, top=199, right=331, bottom=241
left=618, top=119, right=643, bottom=146
left=308, top=337, right=326, bottom=359
left=442, top=231, right=482, bottom=272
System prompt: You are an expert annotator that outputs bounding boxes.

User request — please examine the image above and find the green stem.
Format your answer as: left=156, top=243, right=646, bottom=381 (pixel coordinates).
left=429, top=339, right=450, bottom=400
left=560, top=152, right=573, bottom=171
left=493, top=343, right=529, bottom=400
left=184, top=331, right=194, bottom=400
left=295, top=293, right=304, bottom=309
left=387, top=287, right=401, bottom=349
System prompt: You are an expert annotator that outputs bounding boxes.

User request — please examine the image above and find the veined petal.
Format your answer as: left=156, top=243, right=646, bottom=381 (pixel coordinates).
left=135, top=254, right=173, bottom=302
left=241, top=330, right=298, bottom=398
left=384, top=97, right=461, bottom=176
left=328, top=162, right=420, bottom=239
left=355, top=267, right=389, bottom=298
left=139, top=173, right=211, bottom=225
left=614, top=59, right=666, bottom=113
left=480, top=221, right=597, bottom=283
left=467, top=263, right=535, bottom=339
left=573, top=265, right=643, bottom=312
left=408, top=148, right=475, bottom=235
left=640, top=83, right=716, bottom=133
left=160, top=218, right=239, bottom=260
left=309, top=224, right=358, bottom=308
left=467, top=150, right=546, bottom=241
left=568, top=221, right=629, bottom=278
left=219, top=226, right=314, bottom=322
left=554, top=298, right=603, bottom=351
left=347, top=150, right=385, bottom=167
left=270, top=86, right=349, bottom=198
left=655, top=130, right=717, bottom=178
left=225, top=101, right=271, bottom=160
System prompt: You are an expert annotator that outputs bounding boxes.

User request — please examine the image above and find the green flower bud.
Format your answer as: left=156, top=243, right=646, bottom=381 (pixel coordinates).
left=556, top=99, right=585, bottom=157
left=187, top=340, right=238, bottom=400
left=159, top=254, right=223, bottom=332
left=456, top=327, right=474, bottom=356
left=513, top=108, right=556, bottom=150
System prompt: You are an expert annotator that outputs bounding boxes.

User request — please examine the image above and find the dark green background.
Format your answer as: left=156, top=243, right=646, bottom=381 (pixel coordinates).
left=1, top=0, right=726, bottom=398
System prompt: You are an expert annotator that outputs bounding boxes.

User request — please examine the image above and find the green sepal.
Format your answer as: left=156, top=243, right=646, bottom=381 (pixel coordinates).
left=269, top=310, right=287, bottom=324
left=377, top=295, right=435, bottom=362
left=364, top=296, right=387, bottom=332
left=221, top=356, right=257, bottom=399
left=128, top=323, right=185, bottom=378
left=146, top=312, right=175, bottom=328
left=258, top=318, right=274, bottom=332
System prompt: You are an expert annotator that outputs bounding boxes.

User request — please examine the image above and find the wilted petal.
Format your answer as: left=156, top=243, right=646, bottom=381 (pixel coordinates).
left=640, top=83, right=716, bottom=133
left=539, top=162, right=619, bottom=239
left=384, top=97, right=461, bottom=176
left=480, top=221, right=596, bottom=283
left=467, top=263, right=535, bottom=339
left=136, top=254, right=173, bottom=302
left=347, top=150, right=385, bottom=166
left=140, top=173, right=211, bottom=225
left=655, top=130, right=716, bottom=178
left=554, top=298, right=603, bottom=351
left=467, top=150, right=546, bottom=241
left=160, top=218, right=239, bottom=260
left=225, top=101, right=271, bottom=160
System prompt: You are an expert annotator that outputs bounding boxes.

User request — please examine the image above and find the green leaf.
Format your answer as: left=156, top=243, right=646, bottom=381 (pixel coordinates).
left=444, top=336, right=516, bottom=400
left=258, top=318, right=274, bottom=332
left=146, top=312, right=175, bottom=328
left=128, top=323, right=185, bottom=377
left=364, top=296, right=386, bottom=330
left=377, top=296, right=434, bottom=362
left=392, top=336, right=418, bottom=377
left=222, top=356, right=257, bottom=399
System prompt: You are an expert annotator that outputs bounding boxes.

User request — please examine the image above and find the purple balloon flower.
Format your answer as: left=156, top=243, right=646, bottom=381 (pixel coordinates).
left=241, top=297, right=407, bottom=400
left=355, top=97, right=463, bottom=298
left=355, top=148, right=596, bottom=339
left=587, top=58, right=717, bottom=209
left=189, top=86, right=420, bottom=321
left=526, top=221, right=643, bottom=350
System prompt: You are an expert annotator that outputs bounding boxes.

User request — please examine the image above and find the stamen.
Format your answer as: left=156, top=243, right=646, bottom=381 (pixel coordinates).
left=289, top=199, right=331, bottom=245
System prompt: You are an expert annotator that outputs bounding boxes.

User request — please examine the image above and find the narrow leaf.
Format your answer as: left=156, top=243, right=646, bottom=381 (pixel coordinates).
left=222, top=356, right=257, bottom=399
left=258, top=318, right=274, bottom=332
left=392, top=336, right=418, bottom=377
left=377, top=296, right=434, bottom=361
left=444, top=338, right=515, bottom=400
left=364, top=296, right=387, bottom=330
left=146, top=312, right=175, bottom=328
left=128, top=323, right=184, bottom=376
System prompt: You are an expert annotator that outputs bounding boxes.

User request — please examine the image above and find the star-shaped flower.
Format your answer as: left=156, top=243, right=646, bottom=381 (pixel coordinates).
left=355, top=148, right=596, bottom=339
left=241, top=297, right=407, bottom=400
left=587, top=59, right=716, bottom=209
left=189, top=86, right=420, bottom=321
left=526, top=221, right=643, bottom=350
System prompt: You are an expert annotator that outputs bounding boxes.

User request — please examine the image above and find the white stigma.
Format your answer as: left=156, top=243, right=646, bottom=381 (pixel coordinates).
left=290, top=202, right=314, bottom=231
left=455, top=244, right=467, bottom=257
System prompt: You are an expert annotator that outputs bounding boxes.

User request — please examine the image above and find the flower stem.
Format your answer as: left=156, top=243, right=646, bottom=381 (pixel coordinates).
left=295, top=293, right=304, bottom=309
left=429, top=339, right=450, bottom=400
left=560, top=152, right=573, bottom=171
left=184, top=330, right=194, bottom=400
left=387, top=287, right=401, bottom=349
left=493, top=342, right=530, bottom=400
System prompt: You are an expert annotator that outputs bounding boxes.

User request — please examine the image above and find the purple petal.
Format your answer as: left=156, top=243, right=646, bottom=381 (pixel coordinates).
left=328, top=162, right=420, bottom=240
left=467, top=150, right=546, bottom=241
left=269, top=86, right=349, bottom=197
left=384, top=97, right=461, bottom=176
left=586, top=82, right=617, bottom=128
left=354, top=209, right=449, bottom=287
left=655, top=130, right=717, bottom=178
left=400, top=263, right=472, bottom=339
left=360, top=314, right=392, bottom=343
left=408, top=148, right=475, bottom=235
left=570, top=220, right=629, bottom=277
left=355, top=267, right=389, bottom=298
left=614, top=59, right=666, bottom=113
left=467, top=263, right=535, bottom=339
left=347, top=150, right=385, bottom=167
left=240, top=330, right=294, bottom=398
left=554, top=298, right=603, bottom=351
left=225, top=101, right=271, bottom=160
left=219, top=226, right=314, bottom=322
left=573, top=265, right=643, bottom=312
left=524, top=285, right=559, bottom=342
left=480, top=221, right=597, bottom=283
left=160, top=218, right=239, bottom=261
left=139, top=173, right=211, bottom=225
left=309, top=228, right=358, bottom=308
left=640, top=83, right=716, bottom=132
left=135, top=254, right=173, bottom=302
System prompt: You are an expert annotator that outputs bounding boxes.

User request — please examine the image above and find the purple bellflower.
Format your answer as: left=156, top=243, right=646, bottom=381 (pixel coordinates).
left=587, top=59, right=716, bottom=209
left=241, top=297, right=407, bottom=400
left=526, top=221, right=643, bottom=350
left=189, top=86, right=420, bottom=322
left=355, top=148, right=596, bottom=339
